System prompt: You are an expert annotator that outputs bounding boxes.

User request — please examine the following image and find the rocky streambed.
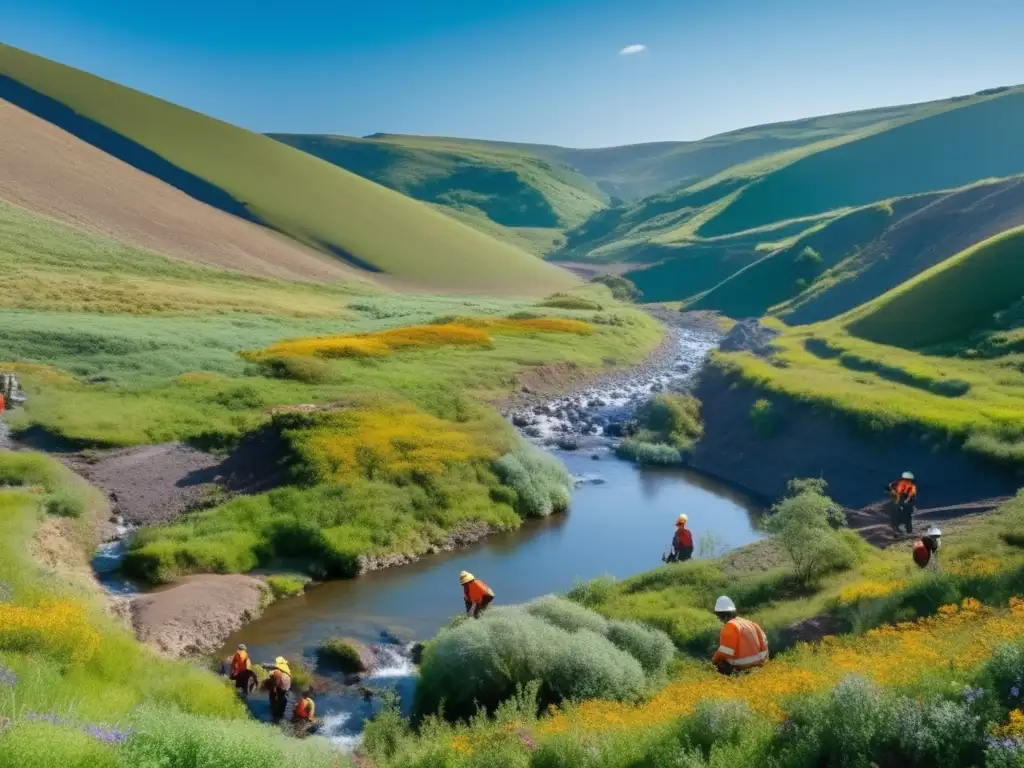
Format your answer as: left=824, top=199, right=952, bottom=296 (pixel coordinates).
left=505, top=317, right=723, bottom=453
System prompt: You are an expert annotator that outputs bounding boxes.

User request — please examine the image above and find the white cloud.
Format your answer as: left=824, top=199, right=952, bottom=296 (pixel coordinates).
left=618, top=44, right=647, bottom=56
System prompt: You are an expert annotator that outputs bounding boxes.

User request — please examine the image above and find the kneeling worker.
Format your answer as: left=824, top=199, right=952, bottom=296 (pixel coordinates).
left=291, top=689, right=318, bottom=735
left=265, top=656, right=292, bottom=722
left=913, top=526, right=942, bottom=571
left=673, top=514, right=694, bottom=562
left=460, top=571, right=494, bottom=618
left=710, top=596, right=768, bottom=675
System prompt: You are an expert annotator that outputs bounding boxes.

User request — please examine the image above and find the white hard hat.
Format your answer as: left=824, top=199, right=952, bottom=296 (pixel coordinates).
left=926, top=526, right=942, bottom=537
left=714, top=595, right=737, bottom=613
left=902, top=471, right=914, bottom=480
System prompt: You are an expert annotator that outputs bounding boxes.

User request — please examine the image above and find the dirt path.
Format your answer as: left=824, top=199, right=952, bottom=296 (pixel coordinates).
left=847, top=496, right=1010, bottom=547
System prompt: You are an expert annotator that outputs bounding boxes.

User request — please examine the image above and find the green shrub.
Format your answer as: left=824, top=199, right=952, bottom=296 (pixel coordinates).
left=567, top=575, right=618, bottom=609
left=749, top=399, right=780, bottom=436
left=615, top=440, right=682, bottom=465
left=0, top=452, right=65, bottom=491
left=259, top=354, right=334, bottom=384
left=765, top=479, right=852, bottom=586
left=316, top=637, right=366, bottom=674
left=590, top=275, right=642, bottom=303
left=44, top=488, right=88, bottom=518
left=605, top=619, right=676, bottom=675
left=538, top=294, right=603, bottom=311
left=0, top=721, right=119, bottom=768
left=546, top=629, right=645, bottom=704
left=525, top=596, right=608, bottom=635
left=493, top=443, right=571, bottom=519
left=119, top=706, right=340, bottom=768
left=638, top=394, right=703, bottom=448
left=265, top=574, right=309, bottom=599
left=414, top=601, right=672, bottom=721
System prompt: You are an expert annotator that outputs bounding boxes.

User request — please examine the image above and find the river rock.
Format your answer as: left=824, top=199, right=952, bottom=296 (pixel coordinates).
left=410, top=642, right=425, bottom=665
left=511, top=412, right=533, bottom=428
left=557, top=437, right=581, bottom=451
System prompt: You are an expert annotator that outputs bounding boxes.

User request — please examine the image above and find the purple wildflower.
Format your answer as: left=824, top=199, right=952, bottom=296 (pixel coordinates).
left=986, top=734, right=1024, bottom=751
left=82, top=724, right=132, bottom=745
left=1012, top=686, right=1021, bottom=699
left=0, top=665, right=16, bottom=688
left=0, top=717, right=11, bottom=733
left=0, top=583, right=11, bottom=603
left=517, top=728, right=537, bottom=750
left=962, top=685, right=985, bottom=703
left=25, top=712, right=67, bottom=726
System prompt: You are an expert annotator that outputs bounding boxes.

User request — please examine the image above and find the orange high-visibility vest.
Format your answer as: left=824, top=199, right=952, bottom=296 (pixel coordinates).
left=713, top=617, right=769, bottom=669
left=293, top=697, right=315, bottom=721
left=892, top=479, right=917, bottom=501
left=230, top=650, right=250, bottom=677
left=463, top=579, right=494, bottom=605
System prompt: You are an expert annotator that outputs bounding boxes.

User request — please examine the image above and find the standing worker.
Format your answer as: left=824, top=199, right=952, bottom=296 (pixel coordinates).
left=291, top=689, right=318, bottom=735
left=710, top=596, right=768, bottom=675
left=913, top=526, right=942, bottom=571
left=229, top=643, right=254, bottom=696
left=672, top=514, right=694, bottom=562
left=459, top=571, right=494, bottom=618
left=264, top=656, right=292, bottom=722
left=887, top=471, right=918, bottom=534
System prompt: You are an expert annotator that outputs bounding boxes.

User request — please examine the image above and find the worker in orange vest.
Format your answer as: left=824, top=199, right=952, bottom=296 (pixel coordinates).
left=0, top=391, right=5, bottom=416
left=228, top=643, right=254, bottom=695
left=291, top=689, right=318, bottom=734
left=460, top=571, right=494, bottom=618
left=672, top=514, right=694, bottom=562
left=710, top=596, right=768, bottom=675
left=887, top=471, right=918, bottom=534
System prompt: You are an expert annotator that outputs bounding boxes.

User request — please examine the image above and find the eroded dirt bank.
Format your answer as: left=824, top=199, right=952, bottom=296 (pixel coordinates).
left=689, top=364, right=1022, bottom=509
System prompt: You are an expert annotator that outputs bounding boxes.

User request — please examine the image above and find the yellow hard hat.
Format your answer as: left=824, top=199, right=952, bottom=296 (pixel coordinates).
left=676, top=514, right=688, bottom=526
left=274, top=656, right=291, bottom=676
left=459, top=571, right=474, bottom=585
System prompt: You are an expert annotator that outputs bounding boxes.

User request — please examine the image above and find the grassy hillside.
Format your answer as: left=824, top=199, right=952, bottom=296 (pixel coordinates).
left=269, top=133, right=606, bottom=254
left=717, top=225, right=1024, bottom=465
left=780, top=176, right=1024, bottom=324
left=698, top=87, right=1024, bottom=237
left=847, top=226, right=1024, bottom=350
left=0, top=43, right=576, bottom=295
left=378, top=98, right=952, bottom=201
left=688, top=196, right=934, bottom=318
left=0, top=98, right=362, bottom=283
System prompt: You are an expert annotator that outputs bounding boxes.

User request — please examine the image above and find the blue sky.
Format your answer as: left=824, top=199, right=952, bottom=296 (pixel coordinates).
left=2, top=0, right=1021, bottom=147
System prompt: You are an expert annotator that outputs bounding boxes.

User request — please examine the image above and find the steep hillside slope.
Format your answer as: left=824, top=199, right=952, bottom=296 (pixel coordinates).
left=0, top=99, right=365, bottom=283
left=698, top=87, right=1024, bottom=237
left=782, top=176, right=1024, bottom=324
left=846, top=225, right=1024, bottom=350
left=0, top=44, right=576, bottom=295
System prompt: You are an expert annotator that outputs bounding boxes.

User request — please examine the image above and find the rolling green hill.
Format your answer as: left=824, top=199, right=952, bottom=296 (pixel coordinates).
left=268, top=132, right=607, bottom=255
left=697, top=87, right=1024, bottom=238
left=0, top=43, right=577, bottom=295
left=845, top=225, right=1024, bottom=350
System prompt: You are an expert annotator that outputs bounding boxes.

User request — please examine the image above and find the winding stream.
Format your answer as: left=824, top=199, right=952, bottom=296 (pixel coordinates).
left=213, top=325, right=763, bottom=747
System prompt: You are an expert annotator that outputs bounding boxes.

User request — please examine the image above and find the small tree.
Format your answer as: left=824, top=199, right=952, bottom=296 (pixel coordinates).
left=766, top=478, right=851, bottom=586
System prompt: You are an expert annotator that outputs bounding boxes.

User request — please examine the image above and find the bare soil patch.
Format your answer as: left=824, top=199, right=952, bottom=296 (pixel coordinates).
left=0, top=98, right=369, bottom=283
left=129, top=574, right=270, bottom=659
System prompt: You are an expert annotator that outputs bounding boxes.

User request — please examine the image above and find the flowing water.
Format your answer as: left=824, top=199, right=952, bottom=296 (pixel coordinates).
left=221, top=451, right=762, bottom=745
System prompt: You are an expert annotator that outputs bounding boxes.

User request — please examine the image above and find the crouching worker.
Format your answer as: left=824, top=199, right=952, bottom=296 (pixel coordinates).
left=263, top=656, right=292, bottom=722
left=912, top=526, right=942, bottom=572
left=710, top=596, right=768, bottom=676
left=459, top=571, right=494, bottom=618
left=229, top=643, right=256, bottom=697
left=672, top=514, right=694, bottom=562
left=291, top=689, right=319, bottom=736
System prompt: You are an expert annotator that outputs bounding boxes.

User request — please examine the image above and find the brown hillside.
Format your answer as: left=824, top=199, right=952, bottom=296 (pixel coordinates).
left=0, top=98, right=369, bottom=284
left=783, top=176, right=1024, bottom=324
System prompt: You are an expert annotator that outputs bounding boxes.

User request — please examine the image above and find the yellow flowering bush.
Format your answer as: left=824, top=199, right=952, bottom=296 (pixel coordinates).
left=289, top=403, right=495, bottom=484
left=838, top=579, right=907, bottom=604
left=948, top=555, right=1003, bottom=577
left=0, top=599, right=100, bottom=666
left=538, top=597, right=1024, bottom=737
left=249, top=322, right=494, bottom=361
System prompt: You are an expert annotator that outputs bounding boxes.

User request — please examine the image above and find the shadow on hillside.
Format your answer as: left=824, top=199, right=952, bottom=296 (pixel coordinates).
left=0, top=75, right=259, bottom=226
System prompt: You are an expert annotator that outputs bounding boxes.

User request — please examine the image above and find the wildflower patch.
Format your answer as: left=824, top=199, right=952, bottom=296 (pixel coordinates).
left=539, top=597, right=1024, bottom=736
left=0, top=598, right=100, bottom=666
left=247, top=323, right=494, bottom=361
left=287, top=402, right=496, bottom=485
